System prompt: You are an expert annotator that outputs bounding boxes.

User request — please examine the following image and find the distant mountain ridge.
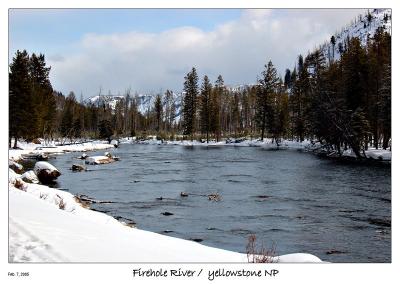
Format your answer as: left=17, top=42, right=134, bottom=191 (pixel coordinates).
left=84, top=92, right=183, bottom=121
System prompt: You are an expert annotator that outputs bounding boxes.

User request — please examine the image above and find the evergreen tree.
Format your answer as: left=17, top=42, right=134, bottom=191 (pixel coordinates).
left=9, top=50, right=32, bottom=148
left=211, top=75, right=223, bottom=140
left=284, top=69, right=292, bottom=89
left=98, top=119, right=113, bottom=142
left=256, top=60, right=280, bottom=141
left=73, top=118, right=82, bottom=138
left=60, top=92, right=76, bottom=141
left=154, top=94, right=163, bottom=132
left=291, top=55, right=309, bottom=141
left=182, top=67, right=199, bottom=138
left=330, top=35, right=336, bottom=61
left=30, top=53, right=53, bottom=138
left=199, top=75, right=213, bottom=142
left=163, top=90, right=173, bottom=131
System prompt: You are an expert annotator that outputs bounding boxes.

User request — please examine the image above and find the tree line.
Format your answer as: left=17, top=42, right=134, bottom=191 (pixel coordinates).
left=9, top=28, right=391, bottom=156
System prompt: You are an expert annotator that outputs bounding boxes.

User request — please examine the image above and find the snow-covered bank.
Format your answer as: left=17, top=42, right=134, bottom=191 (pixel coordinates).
left=342, top=149, right=392, bottom=161
left=9, top=141, right=114, bottom=161
left=122, top=136, right=392, bottom=162
left=8, top=171, right=322, bottom=263
left=124, top=136, right=314, bottom=150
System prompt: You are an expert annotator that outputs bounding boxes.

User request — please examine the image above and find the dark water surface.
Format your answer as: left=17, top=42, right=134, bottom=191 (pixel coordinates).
left=49, top=144, right=391, bottom=262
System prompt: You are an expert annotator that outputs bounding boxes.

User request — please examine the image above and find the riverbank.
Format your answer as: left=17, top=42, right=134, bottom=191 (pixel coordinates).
left=8, top=140, right=323, bottom=263
left=122, top=137, right=391, bottom=163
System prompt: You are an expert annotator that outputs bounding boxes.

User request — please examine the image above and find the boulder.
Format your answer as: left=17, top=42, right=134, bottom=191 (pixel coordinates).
left=71, top=164, right=87, bottom=172
left=34, top=161, right=61, bottom=183
left=9, top=160, right=23, bottom=174
left=85, top=156, right=114, bottom=165
left=21, top=170, right=39, bottom=184
left=78, top=153, right=88, bottom=159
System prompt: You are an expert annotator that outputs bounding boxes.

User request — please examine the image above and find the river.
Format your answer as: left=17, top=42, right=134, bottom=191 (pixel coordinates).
left=46, top=144, right=391, bottom=262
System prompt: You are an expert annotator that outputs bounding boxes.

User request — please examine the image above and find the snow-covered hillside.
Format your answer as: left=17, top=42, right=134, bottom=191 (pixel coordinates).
left=85, top=92, right=183, bottom=122
left=320, top=8, right=391, bottom=62
left=84, top=94, right=125, bottom=110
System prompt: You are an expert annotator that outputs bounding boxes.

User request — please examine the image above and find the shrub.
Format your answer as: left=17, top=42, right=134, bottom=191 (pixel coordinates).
left=246, top=234, right=277, bottom=263
left=56, top=194, right=66, bottom=210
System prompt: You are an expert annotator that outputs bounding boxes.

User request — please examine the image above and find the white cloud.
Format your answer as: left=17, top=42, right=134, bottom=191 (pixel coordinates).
left=48, top=9, right=366, bottom=97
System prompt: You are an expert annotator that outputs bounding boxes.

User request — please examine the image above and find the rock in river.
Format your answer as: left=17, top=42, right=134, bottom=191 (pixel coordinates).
left=85, top=156, right=114, bottom=165
left=34, top=161, right=61, bottom=183
left=71, top=164, right=87, bottom=172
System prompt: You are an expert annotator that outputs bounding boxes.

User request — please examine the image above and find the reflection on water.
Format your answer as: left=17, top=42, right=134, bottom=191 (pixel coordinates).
left=46, top=144, right=390, bottom=262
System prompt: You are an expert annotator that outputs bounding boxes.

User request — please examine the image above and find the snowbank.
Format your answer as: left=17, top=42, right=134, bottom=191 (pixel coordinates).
left=135, top=137, right=315, bottom=150
left=342, top=148, right=392, bottom=161
left=21, top=170, right=39, bottom=184
left=86, top=155, right=115, bottom=165
left=131, top=137, right=391, bottom=162
left=8, top=180, right=322, bottom=263
left=9, top=141, right=114, bottom=161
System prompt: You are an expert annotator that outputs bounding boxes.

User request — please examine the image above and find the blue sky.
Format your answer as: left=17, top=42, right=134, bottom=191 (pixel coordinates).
left=9, top=9, right=366, bottom=97
left=9, top=9, right=241, bottom=57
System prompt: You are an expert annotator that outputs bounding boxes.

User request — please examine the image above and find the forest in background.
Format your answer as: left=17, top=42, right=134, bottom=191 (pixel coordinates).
left=9, top=24, right=391, bottom=159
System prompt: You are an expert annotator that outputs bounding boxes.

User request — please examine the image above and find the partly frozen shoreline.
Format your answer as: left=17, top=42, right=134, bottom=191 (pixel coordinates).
left=8, top=140, right=325, bottom=263
left=123, top=137, right=391, bottom=162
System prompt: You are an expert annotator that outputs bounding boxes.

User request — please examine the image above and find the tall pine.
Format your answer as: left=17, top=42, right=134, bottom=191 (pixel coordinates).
left=182, top=67, right=199, bottom=139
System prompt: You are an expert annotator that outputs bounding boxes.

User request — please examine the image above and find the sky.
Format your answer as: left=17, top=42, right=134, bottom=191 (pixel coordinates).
left=9, top=8, right=367, bottom=98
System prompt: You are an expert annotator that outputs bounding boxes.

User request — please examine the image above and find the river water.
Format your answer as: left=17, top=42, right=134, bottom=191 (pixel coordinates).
left=47, top=144, right=391, bottom=262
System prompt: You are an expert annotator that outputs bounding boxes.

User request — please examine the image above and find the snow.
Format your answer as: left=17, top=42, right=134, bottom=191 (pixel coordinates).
left=134, top=137, right=317, bottom=150
left=130, top=137, right=391, bottom=161
left=9, top=168, right=20, bottom=184
left=9, top=141, right=114, bottom=161
left=9, top=159, right=23, bottom=172
left=34, top=161, right=59, bottom=174
left=84, top=92, right=183, bottom=123
left=364, top=149, right=392, bottom=161
left=86, top=155, right=114, bottom=165
left=342, top=148, right=391, bottom=161
left=320, top=8, right=391, bottom=63
left=8, top=183, right=323, bottom=262
left=21, top=170, right=39, bottom=184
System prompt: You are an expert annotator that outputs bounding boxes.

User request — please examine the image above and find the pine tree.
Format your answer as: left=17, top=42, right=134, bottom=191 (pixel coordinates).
left=211, top=75, right=223, bottom=140
left=256, top=60, right=280, bottom=141
left=291, top=55, right=309, bottom=141
left=330, top=35, right=336, bottom=61
left=98, top=119, right=113, bottom=143
left=73, top=118, right=82, bottom=138
left=29, top=53, right=54, bottom=139
left=60, top=92, right=75, bottom=141
left=9, top=50, right=32, bottom=148
left=284, top=69, right=292, bottom=89
left=199, top=75, right=213, bottom=142
left=154, top=94, right=163, bottom=133
left=182, top=67, right=199, bottom=138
